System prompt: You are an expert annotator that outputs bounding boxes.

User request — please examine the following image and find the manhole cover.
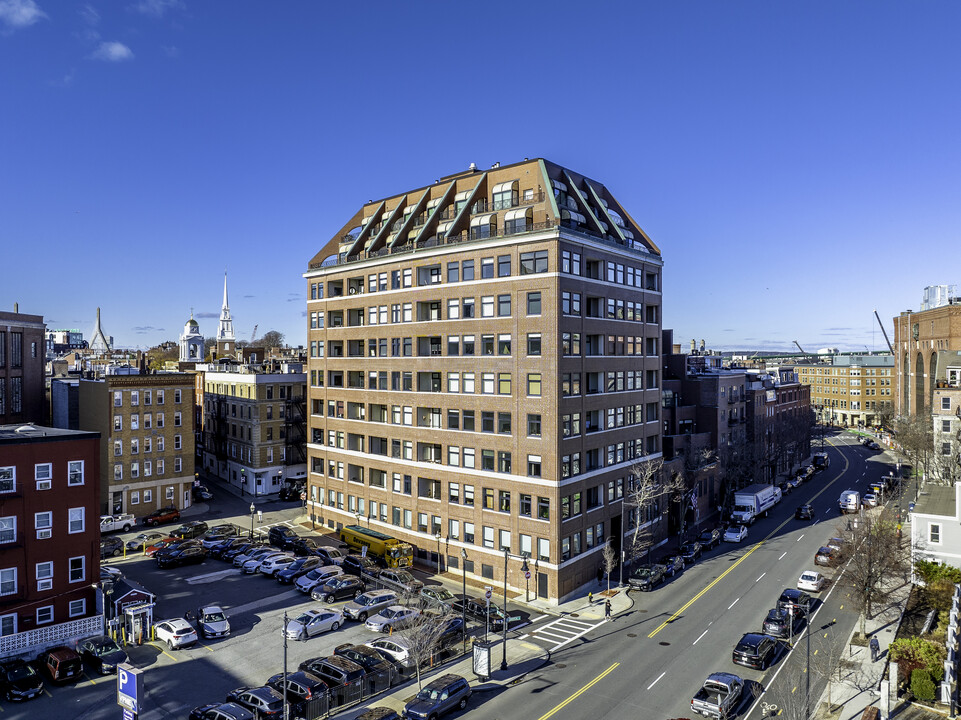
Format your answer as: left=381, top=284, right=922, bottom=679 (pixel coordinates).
left=569, top=613, right=579, bottom=618
left=626, top=633, right=637, bottom=638
left=659, top=641, right=670, bottom=646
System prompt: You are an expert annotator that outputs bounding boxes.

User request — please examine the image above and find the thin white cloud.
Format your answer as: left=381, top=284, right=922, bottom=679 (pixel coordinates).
left=79, top=3, right=98, bottom=25
left=0, top=0, right=47, bottom=29
left=132, top=0, right=182, bottom=18
left=91, top=41, right=134, bottom=62
left=48, top=67, right=76, bottom=87
left=162, top=44, right=179, bottom=58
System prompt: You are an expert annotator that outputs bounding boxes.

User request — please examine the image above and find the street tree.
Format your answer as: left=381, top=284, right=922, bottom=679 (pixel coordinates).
left=627, top=457, right=665, bottom=564
left=894, top=413, right=935, bottom=484
left=718, top=435, right=757, bottom=511
left=393, top=609, right=452, bottom=689
left=672, top=443, right=716, bottom=542
left=257, top=330, right=285, bottom=348
left=806, top=625, right=847, bottom=716
left=601, top=539, right=617, bottom=593
left=838, top=508, right=909, bottom=636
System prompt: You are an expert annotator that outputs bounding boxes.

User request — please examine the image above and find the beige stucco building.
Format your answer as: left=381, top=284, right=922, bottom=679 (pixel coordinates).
left=304, top=158, right=664, bottom=603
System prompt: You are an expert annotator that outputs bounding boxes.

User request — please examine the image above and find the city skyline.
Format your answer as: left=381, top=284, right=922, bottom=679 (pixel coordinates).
left=3, top=1, right=959, bottom=352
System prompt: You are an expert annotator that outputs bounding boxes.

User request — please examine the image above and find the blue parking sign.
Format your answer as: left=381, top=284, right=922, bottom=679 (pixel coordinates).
left=117, top=663, right=143, bottom=714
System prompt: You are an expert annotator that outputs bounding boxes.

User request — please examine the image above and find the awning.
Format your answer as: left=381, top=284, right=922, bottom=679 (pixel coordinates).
left=607, top=209, right=624, bottom=226
left=623, top=230, right=634, bottom=240
left=598, top=198, right=609, bottom=209
left=552, top=179, right=567, bottom=192
left=470, top=213, right=496, bottom=227
left=492, top=181, right=517, bottom=195
left=437, top=221, right=453, bottom=233
left=454, top=190, right=471, bottom=202
left=561, top=209, right=586, bottom=224
left=504, top=208, right=531, bottom=222
left=426, top=197, right=442, bottom=209
left=380, top=211, right=392, bottom=221
left=598, top=221, right=609, bottom=232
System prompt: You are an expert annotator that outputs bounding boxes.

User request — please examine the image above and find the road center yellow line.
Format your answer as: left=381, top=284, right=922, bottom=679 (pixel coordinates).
left=647, top=440, right=849, bottom=639
left=536, top=662, right=619, bottom=720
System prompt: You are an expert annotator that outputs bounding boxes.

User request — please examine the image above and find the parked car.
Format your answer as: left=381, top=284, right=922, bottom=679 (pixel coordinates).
left=365, top=637, right=412, bottom=667
left=450, top=596, right=508, bottom=631
left=266, top=671, right=327, bottom=712
left=691, top=672, right=744, bottom=719
left=260, top=553, right=297, bottom=577
left=662, top=555, right=685, bottom=577
left=795, top=504, right=815, bottom=520
left=867, top=441, right=881, bottom=451
left=376, top=568, right=424, bottom=595
left=355, top=709, right=400, bottom=720
left=312, top=546, right=345, bottom=566
left=241, top=550, right=287, bottom=573
left=100, top=536, right=125, bottom=559
left=145, top=536, right=178, bottom=557
left=333, top=643, right=395, bottom=675
left=36, top=647, right=83, bottom=683
left=298, top=565, right=346, bottom=595
left=192, top=484, right=214, bottom=502
left=276, top=556, right=324, bottom=583
left=172, top=521, right=209, bottom=540
left=288, top=536, right=322, bottom=556
left=815, top=546, right=838, bottom=566
left=343, top=590, right=399, bottom=622
left=267, top=526, right=299, bottom=550
left=723, top=525, right=748, bottom=543
left=189, top=703, right=254, bottom=720
left=732, top=633, right=778, bottom=670
left=698, top=528, right=722, bottom=549
left=157, top=544, right=207, bottom=568
left=342, top=554, right=379, bottom=578
left=154, top=618, right=199, bottom=649
left=786, top=475, right=803, bottom=490
left=365, top=605, right=421, bottom=633
left=210, top=537, right=250, bottom=559
left=403, top=673, right=471, bottom=720
left=863, top=493, right=878, bottom=507
left=78, top=635, right=127, bottom=674
left=628, top=564, right=666, bottom=591
left=0, top=659, right=44, bottom=701
left=300, top=655, right=368, bottom=697
left=195, top=605, right=231, bottom=638
left=798, top=570, right=827, bottom=593
left=278, top=481, right=306, bottom=501
left=312, top=574, right=365, bottom=603
left=201, top=524, right=242, bottom=549
left=679, top=542, right=702, bottom=563
left=126, top=531, right=165, bottom=552
left=762, top=607, right=803, bottom=639
left=154, top=538, right=202, bottom=559
left=285, top=609, right=344, bottom=640
left=143, top=506, right=181, bottom=526
left=233, top=545, right=276, bottom=567
left=435, top=616, right=467, bottom=649
left=226, top=543, right=267, bottom=564
left=827, top=537, right=845, bottom=552
left=420, top=586, right=457, bottom=610
left=225, top=686, right=284, bottom=719
left=777, top=588, right=813, bottom=617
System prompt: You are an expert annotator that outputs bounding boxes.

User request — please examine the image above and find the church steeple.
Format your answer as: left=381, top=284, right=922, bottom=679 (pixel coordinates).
left=216, top=272, right=236, bottom=358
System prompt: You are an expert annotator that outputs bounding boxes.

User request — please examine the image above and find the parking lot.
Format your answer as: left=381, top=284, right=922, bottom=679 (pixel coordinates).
left=3, top=512, right=497, bottom=720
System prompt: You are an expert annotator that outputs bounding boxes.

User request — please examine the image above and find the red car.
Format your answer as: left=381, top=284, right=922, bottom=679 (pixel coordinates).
left=142, top=506, right=181, bottom=526
left=145, top=537, right=177, bottom=557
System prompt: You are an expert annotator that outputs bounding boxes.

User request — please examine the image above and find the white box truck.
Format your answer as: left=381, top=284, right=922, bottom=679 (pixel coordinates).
left=731, top=484, right=779, bottom=525
left=839, top=490, right=860, bottom=514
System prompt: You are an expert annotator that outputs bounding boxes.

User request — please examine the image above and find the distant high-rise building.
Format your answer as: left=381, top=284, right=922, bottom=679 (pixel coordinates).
left=216, top=274, right=236, bottom=359
left=0, top=308, right=46, bottom=425
left=921, top=284, right=957, bottom=311
left=304, top=158, right=663, bottom=603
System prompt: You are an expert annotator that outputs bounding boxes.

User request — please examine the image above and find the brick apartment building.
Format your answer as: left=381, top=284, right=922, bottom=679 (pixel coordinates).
left=0, top=425, right=102, bottom=659
left=304, top=158, right=664, bottom=602
left=894, top=296, right=961, bottom=418
left=78, top=373, right=195, bottom=516
left=0, top=309, right=46, bottom=426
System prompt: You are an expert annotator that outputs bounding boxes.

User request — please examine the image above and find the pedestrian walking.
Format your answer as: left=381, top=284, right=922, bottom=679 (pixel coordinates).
left=596, top=566, right=604, bottom=586
left=870, top=636, right=880, bottom=662
left=588, top=591, right=593, bottom=604
left=605, top=599, right=612, bottom=621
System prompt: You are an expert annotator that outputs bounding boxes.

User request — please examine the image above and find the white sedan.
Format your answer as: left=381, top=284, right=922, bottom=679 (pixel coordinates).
left=242, top=551, right=288, bottom=574
left=365, top=605, right=421, bottom=633
left=863, top=493, right=878, bottom=507
left=365, top=637, right=412, bottom=666
left=723, top=525, right=748, bottom=543
left=798, top=570, right=827, bottom=592
left=284, top=609, right=343, bottom=641
left=153, top=618, right=198, bottom=650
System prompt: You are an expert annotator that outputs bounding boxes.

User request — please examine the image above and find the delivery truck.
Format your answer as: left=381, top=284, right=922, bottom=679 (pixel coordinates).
left=731, top=484, right=779, bottom=525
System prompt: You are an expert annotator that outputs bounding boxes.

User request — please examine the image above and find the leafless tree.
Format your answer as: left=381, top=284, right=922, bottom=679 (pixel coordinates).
left=806, top=628, right=847, bottom=715
left=675, top=444, right=717, bottom=539
left=718, top=435, right=757, bottom=510
left=392, top=609, right=452, bottom=689
left=894, top=413, right=935, bottom=484
left=627, top=457, right=665, bottom=564
left=601, top=539, right=617, bottom=593
left=838, top=508, right=909, bottom=636
left=874, top=402, right=895, bottom=433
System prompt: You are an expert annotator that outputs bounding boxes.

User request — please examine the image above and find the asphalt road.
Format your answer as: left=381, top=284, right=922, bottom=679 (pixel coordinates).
left=460, top=432, right=901, bottom=720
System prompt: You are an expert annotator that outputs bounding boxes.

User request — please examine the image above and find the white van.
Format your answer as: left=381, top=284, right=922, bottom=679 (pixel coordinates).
left=838, top=490, right=860, bottom=514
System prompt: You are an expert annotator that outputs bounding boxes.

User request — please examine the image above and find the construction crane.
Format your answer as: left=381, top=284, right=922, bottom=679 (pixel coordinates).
left=250, top=324, right=258, bottom=344
left=873, top=310, right=893, bottom=352
left=793, top=340, right=814, bottom=363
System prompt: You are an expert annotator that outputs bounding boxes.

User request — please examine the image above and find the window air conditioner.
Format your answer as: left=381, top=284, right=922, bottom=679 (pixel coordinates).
left=37, top=529, right=52, bottom=539
left=38, top=579, right=52, bottom=591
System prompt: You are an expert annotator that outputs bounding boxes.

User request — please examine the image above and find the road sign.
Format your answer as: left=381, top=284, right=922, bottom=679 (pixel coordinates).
left=117, top=663, right=143, bottom=714
left=524, top=570, right=531, bottom=580
left=509, top=615, right=521, bottom=621
left=485, top=587, right=492, bottom=600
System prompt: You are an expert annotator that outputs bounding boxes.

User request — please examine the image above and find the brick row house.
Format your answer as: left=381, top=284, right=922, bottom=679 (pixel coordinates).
left=0, top=425, right=102, bottom=659
left=0, top=309, right=46, bottom=426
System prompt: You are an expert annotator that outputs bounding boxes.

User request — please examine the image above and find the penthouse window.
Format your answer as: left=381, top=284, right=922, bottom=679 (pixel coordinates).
left=470, top=214, right=495, bottom=240
left=492, top=180, right=518, bottom=210
left=506, top=208, right=533, bottom=235
left=520, top=250, right=548, bottom=274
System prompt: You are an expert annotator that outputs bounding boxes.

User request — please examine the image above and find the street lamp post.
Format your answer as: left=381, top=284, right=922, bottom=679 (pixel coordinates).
left=249, top=502, right=256, bottom=540
left=501, top=550, right=509, bottom=671
left=434, top=532, right=442, bottom=574
left=460, top=548, right=468, bottom=653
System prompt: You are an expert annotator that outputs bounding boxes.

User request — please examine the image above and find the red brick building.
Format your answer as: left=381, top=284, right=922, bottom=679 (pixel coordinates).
left=0, top=425, right=102, bottom=659
left=0, top=309, right=46, bottom=426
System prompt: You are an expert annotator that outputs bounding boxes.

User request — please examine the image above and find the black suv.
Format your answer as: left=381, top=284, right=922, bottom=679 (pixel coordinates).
left=299, top=656, right=370, bottom=702
left=628, top=564, right=666, bottom=591
left=316, top=575, right=366, bottom=603
left=0, top=659, right=44, bottom=701
left=732, top=633, right=778, bottom=670
left=268, top=526, right=299, bottom=550
left=403, top=674, right=471, bottom=720
left=795, top=504, right=815, bottom=520
left=679, top=542, right=702, bottom=562
left=342, top=554, right=378, bottom=577
left=288, top=536, right=321, bottom=556
left=157, top=544, right=207, bottom=568
left=762, top=607, right=803, bottom=639
left=777, top=588, right=813, bottom=617
left=266, top=671, right=327, bottom=712
left=172, top=521, right=209, bottom=539
left=698, top=528, right=721, bottom=549
left=451, top=597, right=507, bottom=631
left=276, top=556, right=323, bottom=583
left=333, top=643, right=394, bottom=676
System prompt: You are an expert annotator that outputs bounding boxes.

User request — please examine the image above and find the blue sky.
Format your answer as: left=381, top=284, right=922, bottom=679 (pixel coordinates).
left=2, top=1, right=959, bottom=353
